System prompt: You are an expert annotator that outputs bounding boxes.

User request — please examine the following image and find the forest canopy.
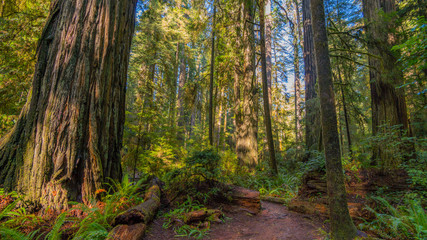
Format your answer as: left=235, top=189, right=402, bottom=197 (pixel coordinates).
left=0, top=0, right=426, bottom=239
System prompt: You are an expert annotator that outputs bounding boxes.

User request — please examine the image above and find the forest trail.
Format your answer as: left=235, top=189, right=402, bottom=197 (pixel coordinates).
left=144, top=201, right=324, bottom=240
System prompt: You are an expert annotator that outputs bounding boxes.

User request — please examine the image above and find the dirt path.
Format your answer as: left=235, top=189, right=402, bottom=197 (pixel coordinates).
left=144, top=201, right=324, bottom=240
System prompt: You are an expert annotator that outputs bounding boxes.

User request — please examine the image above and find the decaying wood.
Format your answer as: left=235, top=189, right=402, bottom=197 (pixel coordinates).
left=113, top=179, right=161, bottom=226
left=261, top=196, right=287, bottom=204
left=107, top=223, right=146, bottom=240
left=183, top=209, right=223, bottom=224
left=226, top=185, right=261, bottom=213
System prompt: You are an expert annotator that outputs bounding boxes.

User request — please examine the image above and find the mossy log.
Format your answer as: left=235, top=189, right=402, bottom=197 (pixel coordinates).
left=113, top=180, right=161, bottom=226
left=107, top=223, right=146, bottom=240
left=183, top=209, right=223, bottom=224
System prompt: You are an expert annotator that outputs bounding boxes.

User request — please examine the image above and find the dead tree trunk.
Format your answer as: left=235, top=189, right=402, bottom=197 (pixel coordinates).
left=0, top=0, right=137, bottom=210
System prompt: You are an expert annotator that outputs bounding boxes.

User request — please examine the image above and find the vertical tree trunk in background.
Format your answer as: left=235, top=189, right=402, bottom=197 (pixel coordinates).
left=302, top=0, right=321, bottom=152
left=310, top=0, right=358, bottom=238
left=260, top=0, right=278, bottom=175
left=169, top=43, right=180, bottom=130
left=177, top=44, right=186, bottom=140
left=362, top=0, right=413, bottom=167
left=234, top=0, right=258, bottom=168
left=265, top=0, right=273, bottom=104
left=216, top=89, right=223, bottom=148
left=209, top=1, right=216, bottom=146
left=0, top=0, right=137, bottom=210
left=337, top=68, right=352, bottom=157
left=292, top=0, right=302, bottom=158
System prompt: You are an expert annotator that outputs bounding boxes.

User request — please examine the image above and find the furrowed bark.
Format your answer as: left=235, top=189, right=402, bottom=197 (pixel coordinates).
left=302, top=0, right=321, bottom=152
left=0, top=0, right=137, bottom=210
left=362, top=0, right=414, bottom=167
left=235, top=0, right=258, bottom=168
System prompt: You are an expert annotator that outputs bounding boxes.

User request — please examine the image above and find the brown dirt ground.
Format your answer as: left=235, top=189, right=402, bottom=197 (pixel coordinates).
left=144, top=201, right=325, bottom=240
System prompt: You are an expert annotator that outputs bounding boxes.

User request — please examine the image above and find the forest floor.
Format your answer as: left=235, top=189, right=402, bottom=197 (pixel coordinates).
left=144, top=201, right=324, bottom=240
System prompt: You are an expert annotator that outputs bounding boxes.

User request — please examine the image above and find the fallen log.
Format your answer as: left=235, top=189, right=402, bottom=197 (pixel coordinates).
left=183, top=209, right=223, bottom=224
left=260, top=196, right=287, bottom=205
left=112, top=177, right=161, bottom=226
left=225, top=185, right=261, bottom=213
left=107, top=223, right=146, bottom=240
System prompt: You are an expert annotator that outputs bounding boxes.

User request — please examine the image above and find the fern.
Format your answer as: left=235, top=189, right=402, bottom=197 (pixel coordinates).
left=45, top=212, right=67, bottom=240
left=72, top=222, right=108, bottom=240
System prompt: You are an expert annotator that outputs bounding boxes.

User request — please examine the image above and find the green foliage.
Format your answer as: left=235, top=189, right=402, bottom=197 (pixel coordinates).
left=360, top=196, right=427, bottom=239
left=0, top=0, right=49, bottom=128
left=0, top=227, right=39, bottom=240
left=45, top=213, right=66, bottom=240
left=366, top=124, right=416, bottom=168
left=0, top=175, right=146, bottom=239
left=185, top=148, right=221, bottom=182
left=162, top=197, right=210, bottom=239
left=164, top=149, right=222, bottom=204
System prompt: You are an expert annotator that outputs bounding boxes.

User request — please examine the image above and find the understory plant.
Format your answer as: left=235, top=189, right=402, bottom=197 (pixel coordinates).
left=0, top=174, right=146, bottom=240
left=360, top=196, right=427, bottom=239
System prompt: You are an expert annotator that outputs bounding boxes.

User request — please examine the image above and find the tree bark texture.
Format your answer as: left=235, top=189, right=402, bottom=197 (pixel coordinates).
left=362, top=0, right=413, bottom=167
left=292, top=0, right=303, bottom=155
left=260, top=0, right=278, bottom=175
left=303, top=0, right=321, bottom=152
left=310, top=0, right=358, bottom=239
left=209, top=1, right=216, bottom=146
left=234, top=0, right=258, bottom=168
left=0, top=0, right=137, bottom=210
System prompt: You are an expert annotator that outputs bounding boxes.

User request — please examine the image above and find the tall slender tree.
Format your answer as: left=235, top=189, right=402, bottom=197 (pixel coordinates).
left=0, top=0, right=137, bottom=210
left=209, top=0, right=216, bottom=146
left=310, top=0, right=358, bottom=238
left=260, top=0, right=278, bottom=175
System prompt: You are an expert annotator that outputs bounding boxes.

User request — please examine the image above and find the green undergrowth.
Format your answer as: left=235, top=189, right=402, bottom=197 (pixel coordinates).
left=359, top=195, right=427, bottom=239
left=162, top=196, right=214, bottom=239
left=0, top=175, right=147, bottom=240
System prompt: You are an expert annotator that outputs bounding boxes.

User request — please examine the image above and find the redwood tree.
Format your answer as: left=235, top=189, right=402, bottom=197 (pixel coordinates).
left=362, top=0, right=413, bottom=167
left=0, top=0, right=137, bottom=210
left=310, top=0, right=357, bottom=238
left=302, top=0, right=321, bottom=152
left=234, top=0, right=258, bottom=167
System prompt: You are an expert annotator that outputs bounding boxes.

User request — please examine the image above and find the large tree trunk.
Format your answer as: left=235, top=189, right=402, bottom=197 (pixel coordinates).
left=235, top=0, right=258, bottom=167
left=302, top=0, right=321, bottom=152
left=362, top=0, right=413, bottom=167
left=259, top=0, right=277, bottom=175
left=0, top=0, right=137, bottom=210
left=310, top=0, right=357, bottom=238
